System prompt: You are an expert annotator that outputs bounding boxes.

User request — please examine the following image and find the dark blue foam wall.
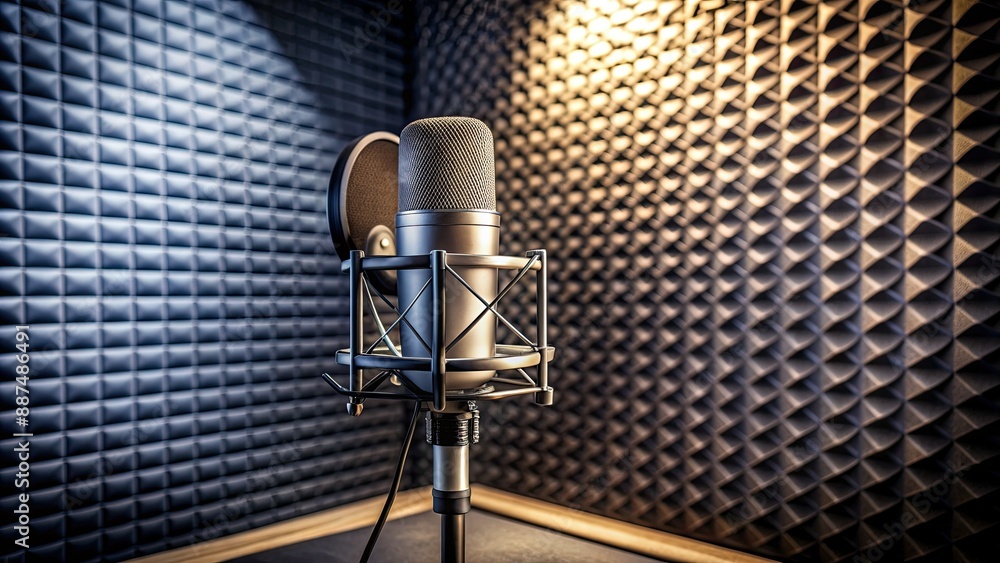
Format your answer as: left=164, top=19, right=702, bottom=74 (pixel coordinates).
left=0, top=0, right=407, bottom=560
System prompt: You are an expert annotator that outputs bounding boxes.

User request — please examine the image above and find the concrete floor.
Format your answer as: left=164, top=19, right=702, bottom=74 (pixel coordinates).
left=229, top=509, right=663, bottom=563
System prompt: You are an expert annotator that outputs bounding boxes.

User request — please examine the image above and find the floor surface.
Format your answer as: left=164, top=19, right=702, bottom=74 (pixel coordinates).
left=229, top=509, right=663, bottom=562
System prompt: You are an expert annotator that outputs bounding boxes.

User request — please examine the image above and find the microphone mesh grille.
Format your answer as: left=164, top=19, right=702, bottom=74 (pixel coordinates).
left=399, top=117, right=496, bottom=212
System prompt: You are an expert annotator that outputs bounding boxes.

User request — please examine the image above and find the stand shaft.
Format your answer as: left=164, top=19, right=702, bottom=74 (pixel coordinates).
left=433, top=444, right=470, bottom=563
left=441, top=513, right=465, bottom=563
left=428, top=407, right=477, bottom=563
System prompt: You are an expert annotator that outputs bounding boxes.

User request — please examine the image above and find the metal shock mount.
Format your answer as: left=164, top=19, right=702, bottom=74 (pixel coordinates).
left=320, top=248, right=554, bottom=563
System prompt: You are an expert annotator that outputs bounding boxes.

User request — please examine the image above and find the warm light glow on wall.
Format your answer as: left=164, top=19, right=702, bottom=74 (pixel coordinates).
left=412, top=0, right=1000, bottom=559
left=528, top=0, right=726, bottom=192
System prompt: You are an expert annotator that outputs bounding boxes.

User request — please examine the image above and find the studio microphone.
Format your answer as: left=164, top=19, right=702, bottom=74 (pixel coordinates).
left=395, top=117, right=500, bottom=394
left=324, top=116, right=553, bottom=563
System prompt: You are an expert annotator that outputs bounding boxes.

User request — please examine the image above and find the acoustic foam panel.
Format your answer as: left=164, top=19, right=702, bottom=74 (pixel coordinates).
left=0, top=0, right=408, bottom=560
left=409, top=0, right=999, bottom=561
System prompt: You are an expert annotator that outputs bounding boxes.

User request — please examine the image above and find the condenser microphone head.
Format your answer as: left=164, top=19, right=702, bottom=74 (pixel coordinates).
left=398, top=117, right=496, bottom=212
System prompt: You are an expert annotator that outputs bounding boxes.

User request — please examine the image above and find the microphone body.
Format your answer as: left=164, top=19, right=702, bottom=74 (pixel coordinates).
left=395, top=117, right=500, bottom=393
left=396, top=211, right=498, bottom=392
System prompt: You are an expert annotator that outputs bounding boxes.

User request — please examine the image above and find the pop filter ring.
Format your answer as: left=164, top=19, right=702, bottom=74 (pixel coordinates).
left=327, top=132, right=399, bottom=294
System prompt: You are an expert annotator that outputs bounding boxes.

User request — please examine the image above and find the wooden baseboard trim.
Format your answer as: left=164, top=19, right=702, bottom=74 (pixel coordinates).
left=128, top=486, right=432, bottom=563
left=471, top=485, right=775, bottom=563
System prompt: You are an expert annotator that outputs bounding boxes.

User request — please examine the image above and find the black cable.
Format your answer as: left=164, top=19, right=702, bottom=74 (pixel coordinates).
left=360, top=401, right=422, bottom=563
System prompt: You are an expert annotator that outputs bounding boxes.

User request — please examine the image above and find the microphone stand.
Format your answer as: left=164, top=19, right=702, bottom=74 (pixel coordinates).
left=427, top=402, right=479, bottom=563
left=326, top=248, right=553, bottom=563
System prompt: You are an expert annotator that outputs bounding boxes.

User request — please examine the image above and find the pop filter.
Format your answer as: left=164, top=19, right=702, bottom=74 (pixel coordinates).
left=327, top=132, right=399, bottom=294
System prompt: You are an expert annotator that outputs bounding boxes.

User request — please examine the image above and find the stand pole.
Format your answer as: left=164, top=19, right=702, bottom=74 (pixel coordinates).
left=428, top=404, right=478, bottom=563
left=441, top=513, right=465, bottom=563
